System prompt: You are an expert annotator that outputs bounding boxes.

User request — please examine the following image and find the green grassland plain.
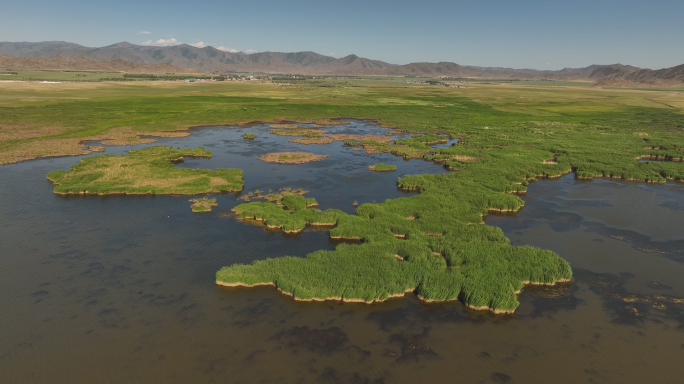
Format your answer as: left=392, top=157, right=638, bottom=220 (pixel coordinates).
left=2, top=77, right=684, bottom=312
left=0, top=70, right=126, bottom=81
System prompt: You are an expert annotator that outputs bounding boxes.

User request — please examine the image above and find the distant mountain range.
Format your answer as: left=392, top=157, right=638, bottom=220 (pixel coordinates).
left=0, top=41, right=390, bottom=74
left=1, top=41, right=682, bottom=85
left=0, top=53, right=196, bottom=73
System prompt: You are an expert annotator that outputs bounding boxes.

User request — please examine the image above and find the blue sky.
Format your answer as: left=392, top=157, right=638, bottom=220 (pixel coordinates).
left=2, top=0, right=683, bottom=70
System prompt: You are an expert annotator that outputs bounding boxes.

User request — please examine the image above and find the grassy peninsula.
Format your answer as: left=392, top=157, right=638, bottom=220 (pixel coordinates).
left=47, top=146, right=244, bottom=195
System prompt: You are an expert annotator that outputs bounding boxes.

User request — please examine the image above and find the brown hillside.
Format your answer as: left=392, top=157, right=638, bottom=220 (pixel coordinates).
left=625, top=64, right=684, bottom=83
left=350, top=62, right=483, bottom=77
left=588, top=64, right=641, bottom=80
left=0, top=54, right=198, bottom=74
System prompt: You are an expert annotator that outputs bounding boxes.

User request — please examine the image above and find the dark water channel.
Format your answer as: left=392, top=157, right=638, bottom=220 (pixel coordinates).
left=1, top=120, right=683, bottom=383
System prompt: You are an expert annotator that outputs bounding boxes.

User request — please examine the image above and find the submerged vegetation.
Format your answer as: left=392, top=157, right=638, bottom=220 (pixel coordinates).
left=47, top=146, right=244, bottom=195
left=368, top=163, right=397, bottom=172
left=190, top=197, right=217, bottom=212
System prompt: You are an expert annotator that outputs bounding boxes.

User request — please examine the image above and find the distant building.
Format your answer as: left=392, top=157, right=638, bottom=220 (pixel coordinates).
left=184, top=78, right=196, bottom=82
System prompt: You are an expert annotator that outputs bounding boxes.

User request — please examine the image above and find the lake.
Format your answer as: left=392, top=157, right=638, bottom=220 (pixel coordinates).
left=1, top=120, right=683, bottom=383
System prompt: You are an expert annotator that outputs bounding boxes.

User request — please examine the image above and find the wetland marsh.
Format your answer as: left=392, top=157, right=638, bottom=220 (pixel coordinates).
left=1, top=120, right=683, bottom=383
left=1, top=79, right=684, bottom=383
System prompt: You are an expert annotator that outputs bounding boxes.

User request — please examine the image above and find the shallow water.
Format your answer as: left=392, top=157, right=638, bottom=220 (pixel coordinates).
left=1, top=120, right=683, bottom=383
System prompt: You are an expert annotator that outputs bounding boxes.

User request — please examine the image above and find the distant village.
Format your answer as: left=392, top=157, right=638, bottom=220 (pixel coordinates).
left=182, top=74, right=469, bottom=88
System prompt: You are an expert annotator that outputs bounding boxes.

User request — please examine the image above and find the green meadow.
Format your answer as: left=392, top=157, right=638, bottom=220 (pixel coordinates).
left=0, top=70, right=126, bottom=81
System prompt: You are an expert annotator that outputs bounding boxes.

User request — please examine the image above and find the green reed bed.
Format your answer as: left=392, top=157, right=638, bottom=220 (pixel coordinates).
left=239, top=187, right=310, bottom=203
left=189, top=197, right=218, bottom=212
left=219, top=169, right=571, bottom=312
left=47, top=146, right=244, bottom=195
left=343, top=140, right=389, bottom=147
left=217, top=227, right=570, bottom=310
left=232, top=198, right=343, bottom=232
left=218, top=115, right=683, bottom=312
left=368, top=163, right=397, bottom=172
left=269, top=128, right=325, bottom=138
left=243, top=134, right=257, bottom=139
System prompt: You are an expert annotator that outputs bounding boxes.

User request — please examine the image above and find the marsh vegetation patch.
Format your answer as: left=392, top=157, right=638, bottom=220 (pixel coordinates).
left=189, top=197, right=217, bottom=212
left=232, top=194, right=341, bottom=233
left=368, top=164, right=397, bottom=172
left=258, top=152, right=329, bottom=164
left=289, top=137, right=334, bottom=145
left=47, top=146, right=244, bottom=195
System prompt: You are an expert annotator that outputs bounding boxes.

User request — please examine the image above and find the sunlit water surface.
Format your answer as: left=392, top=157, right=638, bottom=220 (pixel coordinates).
left=1, top=120, right=683, bottom=383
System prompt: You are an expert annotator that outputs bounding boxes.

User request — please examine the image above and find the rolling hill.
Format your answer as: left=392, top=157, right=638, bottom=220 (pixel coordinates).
left=0, top=41, right=392, bottom=74
left=0, top=53, right=198, bottom=73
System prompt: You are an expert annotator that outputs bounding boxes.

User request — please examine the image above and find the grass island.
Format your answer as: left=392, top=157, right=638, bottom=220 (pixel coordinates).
left=289, top=137, right=334, bottom=145
left=190, top=197, right=218, bottom=212
left=368, top=163, right=397, bottom=172
left=47, top=146, right=244, bottom=195
left=258, top=152, right=329, bottom=164
left=243, top=134, right=257, bottom=140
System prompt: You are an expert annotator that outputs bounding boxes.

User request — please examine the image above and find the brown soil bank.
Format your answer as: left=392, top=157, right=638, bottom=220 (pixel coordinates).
left=215, top=279, right=571, bottom=312
left=216, top=281, right=413, bottom=304
left=258, top=152, right=328, bottom=164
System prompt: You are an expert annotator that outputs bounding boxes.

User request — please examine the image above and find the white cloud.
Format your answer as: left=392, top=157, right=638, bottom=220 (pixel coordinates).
left=217, top=46, right=239, bottom=53
left=330, top=52, right=336, bottom=56
left=142, top=38, right=181, bottom=46
left=137, top=31, right=151, bottom=35
left=245, top=49, right=256, bottom=53
left=190, top=41, right=206, bottom=48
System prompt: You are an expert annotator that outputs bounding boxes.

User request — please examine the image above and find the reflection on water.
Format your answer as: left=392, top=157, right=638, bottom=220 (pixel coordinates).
left=1, top=121, right=683, bottom=383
